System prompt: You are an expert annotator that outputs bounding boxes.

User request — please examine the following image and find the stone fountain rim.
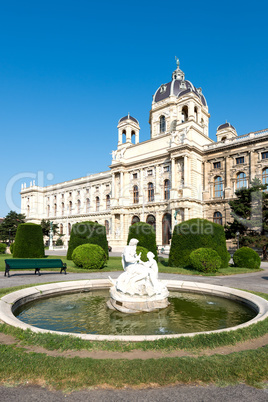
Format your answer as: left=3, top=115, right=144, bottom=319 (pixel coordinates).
left=0, top=279, right=268, bottom=342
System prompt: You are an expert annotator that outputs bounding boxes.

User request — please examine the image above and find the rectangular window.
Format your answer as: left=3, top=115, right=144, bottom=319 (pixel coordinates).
left=213, top=162, right=221, bottom=169
left=236, top=157, right=244, bottom=164
left=147, top=170, right=153, bottom=176
left=164, top=165, right=170, bottom=172
left=133, top=173, right=138, bottom=179
left=262, top=152, right=268, bottom=160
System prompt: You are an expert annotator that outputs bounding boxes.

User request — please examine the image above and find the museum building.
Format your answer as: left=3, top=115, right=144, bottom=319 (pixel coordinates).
left=21, top=60, right=268, bottom=248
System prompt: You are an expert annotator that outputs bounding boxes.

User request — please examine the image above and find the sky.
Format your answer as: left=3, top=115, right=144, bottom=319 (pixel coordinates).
left=0, top=0, right=268, bottom=217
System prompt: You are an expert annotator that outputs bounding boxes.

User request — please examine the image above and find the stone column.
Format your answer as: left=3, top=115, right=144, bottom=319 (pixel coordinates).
left=184, top=156, right=188, bottom=186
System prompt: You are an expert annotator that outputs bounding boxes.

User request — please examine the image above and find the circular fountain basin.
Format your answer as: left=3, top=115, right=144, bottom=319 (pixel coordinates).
left=0, top=279, right=268, bottom=341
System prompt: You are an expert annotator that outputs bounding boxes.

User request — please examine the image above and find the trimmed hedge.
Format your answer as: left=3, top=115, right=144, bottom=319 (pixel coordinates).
left=0, top=243, right=7, bottom=254
left=233, top=247, right=261, bottom=269
left=10, top=243, right=15, bottom=254
left=168, top=218, right=230, bottom=268
left=13, top=223, right=44, bottom=258
left=136, top=246, right=149, bottom=262
left=67, top=221, right=109, bottom=260
left=189, top=248, right=222, bottom=273
left=127, top=222, right=158, bottom=261
left=72, top=244, right=107, bottom=270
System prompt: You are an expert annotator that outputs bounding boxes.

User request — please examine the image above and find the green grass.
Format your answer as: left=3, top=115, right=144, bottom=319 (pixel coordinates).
left=0, top=344, right=267, bottom=390
left=0, top=285, right=267, bottom=390
left=0, top=254, right=262, bottom=275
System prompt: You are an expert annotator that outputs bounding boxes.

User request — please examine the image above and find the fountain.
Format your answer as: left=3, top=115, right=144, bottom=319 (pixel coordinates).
left=107, top=239, right=169, bottom=313
left=0, top=238, right=268, bottom=341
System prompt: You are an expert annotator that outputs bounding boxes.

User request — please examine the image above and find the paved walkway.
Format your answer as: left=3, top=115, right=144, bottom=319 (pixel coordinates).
left=2, top=262, right=268, bottom=293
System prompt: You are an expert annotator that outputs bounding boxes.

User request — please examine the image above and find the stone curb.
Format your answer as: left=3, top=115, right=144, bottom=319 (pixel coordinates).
left=1, top=280, right=268, bottom=341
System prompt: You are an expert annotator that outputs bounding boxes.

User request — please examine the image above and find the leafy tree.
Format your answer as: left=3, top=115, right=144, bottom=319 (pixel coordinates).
left=0, top=210, right=25, bottom=243
left=13, top=223, right=44, bottom=258
left=40, top=219, right=59, bottom=237
left=225, top=178, right=268, bottom=240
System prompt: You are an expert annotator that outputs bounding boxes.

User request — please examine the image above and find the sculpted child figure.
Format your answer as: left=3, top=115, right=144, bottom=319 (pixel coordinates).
left=115, top=239, right=165, bottom=296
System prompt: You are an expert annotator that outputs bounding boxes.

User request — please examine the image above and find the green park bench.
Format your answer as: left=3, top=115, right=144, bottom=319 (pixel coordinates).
left=4, top=259, right=67, bottom=277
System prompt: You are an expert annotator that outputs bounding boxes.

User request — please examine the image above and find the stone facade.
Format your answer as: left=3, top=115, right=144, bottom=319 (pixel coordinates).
left=21, top=61, right=268, bottom=248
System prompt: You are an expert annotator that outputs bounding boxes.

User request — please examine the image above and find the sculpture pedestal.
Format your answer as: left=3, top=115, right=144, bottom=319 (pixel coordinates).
left=108, top=285, right=169, bottom=313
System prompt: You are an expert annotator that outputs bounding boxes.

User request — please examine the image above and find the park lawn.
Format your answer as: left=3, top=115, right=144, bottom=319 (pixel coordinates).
left=0, top=254, right=263, bottom=275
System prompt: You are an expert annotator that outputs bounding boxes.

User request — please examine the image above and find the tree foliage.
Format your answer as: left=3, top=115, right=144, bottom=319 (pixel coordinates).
left=40, top=219, right=59, bottom=237
left=13, top=223, right=45, bottom=258
left=225, top=178, right=268, bottom=241
left=168, top=218, right=230, bottom=268
left=0, top=211, right=25, bottom=242
left=67, top=221, right=109, bottom=260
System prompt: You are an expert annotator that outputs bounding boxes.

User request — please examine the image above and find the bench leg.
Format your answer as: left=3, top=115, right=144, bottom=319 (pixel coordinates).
left=4, top=269, right=10, bottom=278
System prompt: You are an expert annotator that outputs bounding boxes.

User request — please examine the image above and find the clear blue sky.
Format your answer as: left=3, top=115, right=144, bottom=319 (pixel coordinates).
left=1, top=0, right=267, bottom=217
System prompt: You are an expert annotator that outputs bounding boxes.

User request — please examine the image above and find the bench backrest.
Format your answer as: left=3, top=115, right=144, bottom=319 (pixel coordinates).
left=5, top=259, right=65, bottom=268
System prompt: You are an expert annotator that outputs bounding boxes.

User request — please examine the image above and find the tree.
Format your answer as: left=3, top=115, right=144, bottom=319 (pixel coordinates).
left=0, top=210, right=25, bottom=243
left=67, top=221, right=109, bottom=260
left=40, top=219, right=59, bottom=237
left=225, top=178, right=268, bottom=240
left=13, top=223, right=44, bottom=258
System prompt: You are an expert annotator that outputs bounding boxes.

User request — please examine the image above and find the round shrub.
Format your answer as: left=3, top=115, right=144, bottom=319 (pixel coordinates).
left=136, top=246, right=149, bottom=262
left=67, top=221, right=109, bottom=260
left=233, top=247, right=261, bottom=269
left=168, top=218, right=229, bottom=268
left=0, top=243, right=7, bottom=254
left=189, top=248, right=222, bottom=273
left=127, top=222, right=158, bottom=261
left=13, top=223, right=44, bottom=258
left=72, top=244, right=107, bottom=270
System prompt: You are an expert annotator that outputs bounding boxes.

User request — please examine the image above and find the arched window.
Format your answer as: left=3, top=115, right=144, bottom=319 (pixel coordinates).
left=131, top=130, right=136, bottom=144
left=106, top=194, right=110, bottom=210
left=105, top=220, right=109, bottom=235
left=122, top=130, right=126, bottom=143
left=54, top=203, right=57, bottom=215
left=221, top=136, right=227, bottom=142
left=214, top=176, right=223, bottom=197
left=69, top=201, right=72, bottom=214
left=146, top=214, right=156, bottom=231
left=47, top=205, right=50, bottom=216
left=213, top=211, right=222, bottom=225
left=148, top=182, right=154, bottom=202
left=27, top=205, right=30, bottom=217
left=61, top=202, right=64, bottom=215
left=96, top=196, right=100, bottom=211
left=131, top=215, right=140, bottom=225
left=194, top=106, right=198, bottom=122
left=262, top=168, right=268, bottom=186
left=164, top=179, right=171, bottom=200
left=86, top=198, right=90, bottom=213
left=162, top=213, right=172, bottom=245
left=68, top=223, right=71, bottom=236
left=160, top=115, right=166, bottom=133
left=236, top=172, right=247, bottom=189
left=60, top=224, right=63, bottom=235
left=77, top=199, right=81, bottom=214
left=133, top=185, right=139, bottom=204
left=182, top=106, right=188, bottom=122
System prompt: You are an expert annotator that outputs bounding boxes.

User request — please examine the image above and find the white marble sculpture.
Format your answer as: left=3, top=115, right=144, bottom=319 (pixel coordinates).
left=108, top=238, right=169, bottom=313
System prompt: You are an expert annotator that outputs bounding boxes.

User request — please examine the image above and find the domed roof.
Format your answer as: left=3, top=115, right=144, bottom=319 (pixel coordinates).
left=118, top=114, right=139, bottom=124
left=217, top=122, right=236, bottom=131
left=153, top=60, right=207, bottom=106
